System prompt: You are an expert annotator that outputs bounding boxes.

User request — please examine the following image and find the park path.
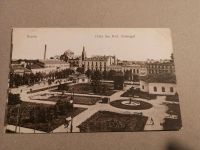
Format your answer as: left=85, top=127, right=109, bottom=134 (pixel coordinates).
left=6, top=125, right=46, bottom=133
left=53, top=85, right=136, bottom=133
left=109, top=84, right=133, bottom=102
left=9, top=80, right=176, bottom=133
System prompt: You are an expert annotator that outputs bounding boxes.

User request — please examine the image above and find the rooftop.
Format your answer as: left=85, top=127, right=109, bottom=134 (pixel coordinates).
left=11, top=65, right=31, bottom=72
left=39, top=59, right=69, bottom=65
left=140, top=73, right=176, bottom=83
left=28, top=64, right=44, bottom=69
left=85, top=55, right=114, bottom=61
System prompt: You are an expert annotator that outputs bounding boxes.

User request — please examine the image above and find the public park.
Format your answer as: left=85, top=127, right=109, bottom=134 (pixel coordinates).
left=5, top=68, right=182, bottom=133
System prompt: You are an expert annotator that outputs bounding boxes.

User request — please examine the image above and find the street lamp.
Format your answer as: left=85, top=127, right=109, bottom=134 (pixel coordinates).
left=69, top=88, right=74, bottom=133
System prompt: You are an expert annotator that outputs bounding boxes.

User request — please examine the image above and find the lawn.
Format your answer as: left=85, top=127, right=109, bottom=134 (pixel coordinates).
left=56, top=83, right=117, bottom=96
left=166, top=94, right=179, bottom=102
left=162, top=103, right=182, bottom=130
left=78, top=111, right=148, bottom=132
left=31, top=94, right=101, bottom=105
left=6, top=102, right=87, bottom=133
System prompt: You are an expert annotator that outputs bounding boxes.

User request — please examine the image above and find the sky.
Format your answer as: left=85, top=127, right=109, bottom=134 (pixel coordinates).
left=12, top=28, right=173, bottom=61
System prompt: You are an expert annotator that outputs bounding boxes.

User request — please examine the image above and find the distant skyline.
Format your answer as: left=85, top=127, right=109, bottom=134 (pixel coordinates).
left=12, top=28, right=173, bottom=61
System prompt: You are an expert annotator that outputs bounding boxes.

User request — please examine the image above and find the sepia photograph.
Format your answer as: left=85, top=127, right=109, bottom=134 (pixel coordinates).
left=4, top=28, right=182, bottom=133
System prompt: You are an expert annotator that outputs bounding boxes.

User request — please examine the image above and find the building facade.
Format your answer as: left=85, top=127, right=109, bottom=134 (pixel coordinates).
left=145, top=61, right=175, bottom=75
left=139, top=73, right=177, bottom=95
left=107, top=64, right=148, bottom=77
left=30, top=59, right=70, bottom=74
left=83, top=55, right=117, bottom=71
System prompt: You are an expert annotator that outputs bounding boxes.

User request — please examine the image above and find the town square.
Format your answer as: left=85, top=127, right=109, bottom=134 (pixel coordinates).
left=5, top=28, right=182, bottom=133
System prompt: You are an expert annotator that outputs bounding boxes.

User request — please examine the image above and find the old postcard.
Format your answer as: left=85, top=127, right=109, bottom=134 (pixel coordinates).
left=5, top=28, right=182, bottom=133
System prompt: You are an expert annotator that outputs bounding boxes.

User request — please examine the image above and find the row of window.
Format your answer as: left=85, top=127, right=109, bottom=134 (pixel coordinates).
left=153, top=86, right=174, bottom=92
left=142, top=86, right=174, bottom=93
left=85, top=67, right=107, bottom=71
left=148, top=69, right=173, bottom=74
left=148, top=65, right=174, bottom=69
left=85, top=61, right=107, bottom=66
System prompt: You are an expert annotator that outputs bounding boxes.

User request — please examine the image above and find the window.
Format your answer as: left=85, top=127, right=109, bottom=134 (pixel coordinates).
left=162, top=87, right=165, bottom=92
left=142, top=85, right=144, bottom=89
left=154, top=87, right=157, bottom=92
left=170, top=87, right=174, bottom=92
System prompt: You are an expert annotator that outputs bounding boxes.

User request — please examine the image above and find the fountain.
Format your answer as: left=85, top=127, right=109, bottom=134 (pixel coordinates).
left=121, top=97, right=140, bottom=106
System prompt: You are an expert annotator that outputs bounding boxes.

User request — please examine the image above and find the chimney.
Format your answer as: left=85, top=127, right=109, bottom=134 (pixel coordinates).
left=44, top=44, right=47, bottom=60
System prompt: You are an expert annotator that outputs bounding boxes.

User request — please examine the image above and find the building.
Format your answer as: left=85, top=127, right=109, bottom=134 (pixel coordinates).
left=83, top=55, right=117, bottom=71
left=61, top=47, right=86, bottom=68
left=107, top=64, right=148, bottom=77
left=145, top=61, right=175, bottom=75
left=10, top=64, right=31, bottom=75
left=139, top=73, right=177, bottom=95
left=29, top=59, right=70, bottom=74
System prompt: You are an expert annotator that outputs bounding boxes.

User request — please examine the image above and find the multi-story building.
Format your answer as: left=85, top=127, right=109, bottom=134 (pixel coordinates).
left=83, top=55, right=117, bottom=71
left=107, top=64, right=148, bottom=77
left=145, top=61, right=175, bottom=75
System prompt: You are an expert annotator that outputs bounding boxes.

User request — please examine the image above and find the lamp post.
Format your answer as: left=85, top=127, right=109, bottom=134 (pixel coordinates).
left=69, top=88, right=74, bottom=133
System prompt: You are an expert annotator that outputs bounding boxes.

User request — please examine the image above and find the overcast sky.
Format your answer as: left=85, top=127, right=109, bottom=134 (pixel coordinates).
left=12, top=28, right=173, bottom=61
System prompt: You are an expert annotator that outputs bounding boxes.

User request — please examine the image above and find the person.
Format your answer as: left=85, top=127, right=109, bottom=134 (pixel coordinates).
left=64, top=117, right=72, bottom=132
left=150, top=117, right=154, bottom=125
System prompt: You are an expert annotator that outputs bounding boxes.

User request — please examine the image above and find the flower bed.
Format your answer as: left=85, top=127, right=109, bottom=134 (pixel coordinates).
left=78, top=111, right=148, bottom=132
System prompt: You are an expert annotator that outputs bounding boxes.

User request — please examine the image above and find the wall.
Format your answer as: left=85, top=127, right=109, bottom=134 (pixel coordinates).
left=149, top=83, right=177, bottom=95
left=140, top=80, right=149, bottom=93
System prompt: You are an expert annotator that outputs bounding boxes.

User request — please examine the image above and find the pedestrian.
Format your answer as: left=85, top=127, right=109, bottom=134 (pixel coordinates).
left=150, top=117, right=154, bottom=125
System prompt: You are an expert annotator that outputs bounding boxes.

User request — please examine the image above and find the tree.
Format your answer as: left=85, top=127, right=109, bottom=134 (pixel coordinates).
left=91, top=70, right=102, bottom=93
left=133, top=74, right=139, bottom=82
left=8, top=93, right=21, bottom=105
left=103, top=70, right=108, bottom=80
left=76, top=67, right=84, bottom=74
left=108, top=70, right=116, bottom=80
left=85, top=69, right=92, bottom=78
left=113, top=72, right=124, bottom=90
left=124, top=70, right=132, bottom=81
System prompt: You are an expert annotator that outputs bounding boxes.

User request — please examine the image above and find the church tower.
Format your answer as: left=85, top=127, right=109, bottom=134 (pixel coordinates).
left=82, top=46, right=86, bottom=61
left=44, top=44, right=47, bottom=60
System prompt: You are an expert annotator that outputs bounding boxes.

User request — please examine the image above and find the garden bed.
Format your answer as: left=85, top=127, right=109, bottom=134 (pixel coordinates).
left=166, top=94, right=179, bottom=102
left=31, top=94, right=101, bottom=105
left=78, top=111, right=148, bottom=132
left=162, top=103, right=182, bottom=130
left=55, top=83, right=117, bottom=96
left=6, top=102, right=86, bottom=133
